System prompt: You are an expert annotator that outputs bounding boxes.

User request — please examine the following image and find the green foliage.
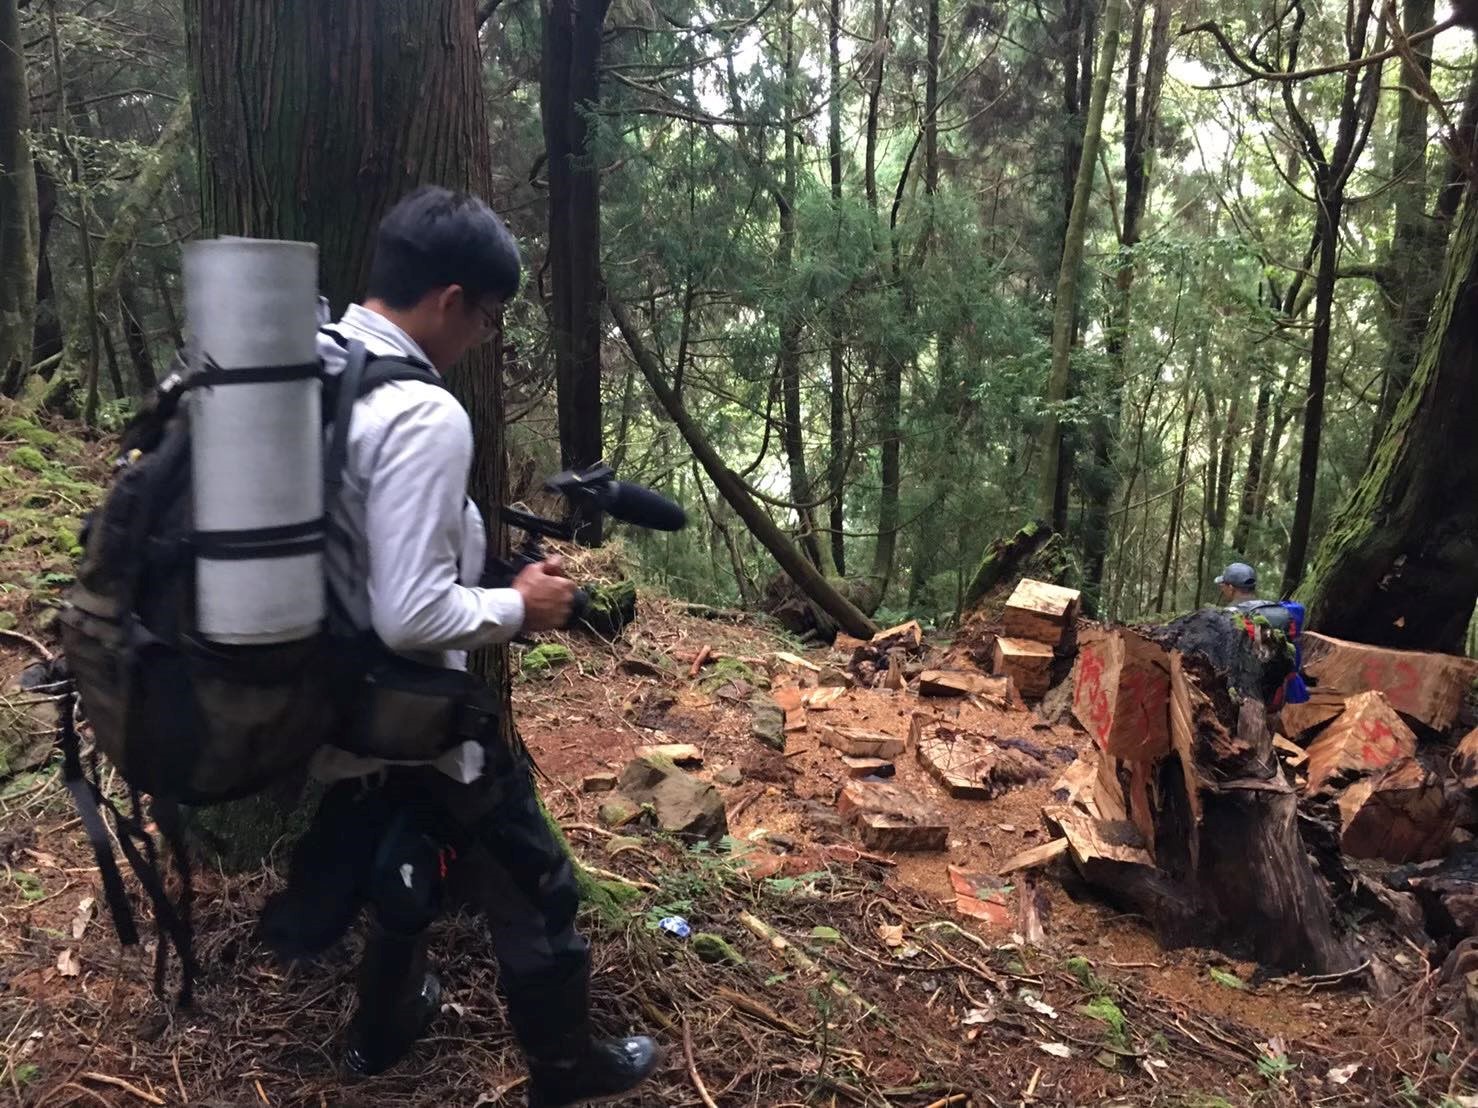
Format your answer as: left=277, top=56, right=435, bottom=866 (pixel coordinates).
left=10, top=445, right=49, bottom=474
left=521, top=642, right=575, bottom=675
left=1078, top=995, right=1128, bottom=1049
left=1209, top=968, right=1247, bottom=991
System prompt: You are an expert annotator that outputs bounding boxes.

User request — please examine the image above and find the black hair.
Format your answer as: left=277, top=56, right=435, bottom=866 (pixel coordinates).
left=366, top=186, right=521, bottom=309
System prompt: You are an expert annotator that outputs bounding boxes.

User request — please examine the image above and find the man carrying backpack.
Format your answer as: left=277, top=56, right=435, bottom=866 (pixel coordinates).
left=270, top=187, right=658, bottom=1102
left=1214, top=561, right=1292, bottom=633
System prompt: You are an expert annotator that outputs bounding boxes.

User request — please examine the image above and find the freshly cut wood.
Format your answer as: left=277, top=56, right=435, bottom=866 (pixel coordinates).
left=832, top=632, right=869, bottom=654
left=636, top=743, right=704, bottom=767
left=871, top=619, right=922, bottom=647
left=1000, top=837, right=1070, bottom=874
left=1338, top=758, right=1456, bottom=864
left=804, top=686, right=846, bottom=710
left=882, top=653, right=904, bottom=690
left=1051, top=755, right=1098, bottom=811
left=918, top=670, right=1011, bottom=704
left=993, top=636, right=1055, bottom=699
left=840, top=755, right=894, bottom=779
left=1303, top=691, right=1418, bottom=797
left=784, top=709, right=808, bottom=733
left=819, top=724, right=905, bottom=759
left=1002, top=578, right=1081, bottom=649
left=1301, top=631, right=1478, bottom=732
left=915, top=721, right=1049, bottom=800
left=771, top=686, right=805, bottom=713
left=1278, top=684, right=1348, bottom=741
left=1072, top=627, right=1171, bottom=762
left=1453, top=728, right=1478, bottom=789
left=836, top=780, right=948, bottom=851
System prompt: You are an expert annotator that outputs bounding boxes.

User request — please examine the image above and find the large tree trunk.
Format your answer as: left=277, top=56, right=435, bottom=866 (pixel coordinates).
left=0, top=0, right=38, bottom=396
left=1370, top=0, right=1441, bottom=450
left=1302, top=184, right=1478, bottom=653
left=826, top=0, right=847, bottom=576
left=1084, top=0, right=1169, bottom=596
left=542, top=0, right=610, bottom=543
left=120, top=288, right=157, bottom=394
left=1037, top=0, right=1124, bottom=531
left=185, top=0, right=513, bottom=856
left=611, top=296, right=878, bottom=640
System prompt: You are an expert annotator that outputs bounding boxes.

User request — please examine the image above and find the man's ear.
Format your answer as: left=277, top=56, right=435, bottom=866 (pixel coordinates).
left=433, top=285, right=464, bottom=317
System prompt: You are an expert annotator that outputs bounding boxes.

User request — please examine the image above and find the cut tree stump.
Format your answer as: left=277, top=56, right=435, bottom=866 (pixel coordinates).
left=1060, top=626, right=1356, bottom=975
left=993, top=637, right=1055, bottom=699
left=917, top=670, right=1012, bottom=704
left=1278, top=684, right=1348, bottom=741
left=1337, top=758, right=1456, bottom=864
left=1454, top=729, right=1478, bottom=789
left=1303, top=691, right=1418, bottom=797
left=1301, top=632, right=1478, bottom=732
left=1072, top=628, right=1172, bottom=762
left=836, top=780, right=948, bottom=851
left=1002, top=578, right=1081, bottom=650
left=819, top=724, right=906, bottom=759
left=914, top=720, right=1049, bottom=800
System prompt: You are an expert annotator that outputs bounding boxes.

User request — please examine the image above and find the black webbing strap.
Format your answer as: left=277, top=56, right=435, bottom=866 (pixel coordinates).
left=191, top=518, right=325, bottom=561
left=194, top=355, right=320, bottom=388
left=323, top=339, right=447, bottom=498
left=59, top=705, right=139, bottom=948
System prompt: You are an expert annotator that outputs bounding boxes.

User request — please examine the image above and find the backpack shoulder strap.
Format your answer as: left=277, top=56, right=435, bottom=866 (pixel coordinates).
left=323, top=340, right=448, bottom=495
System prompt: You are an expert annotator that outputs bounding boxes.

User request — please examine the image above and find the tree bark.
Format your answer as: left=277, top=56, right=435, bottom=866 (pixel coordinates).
left=1037, top=0, right=1124, bottom=531
left=185, top=0, right=514, bottom=854
left=0, top=0, right=39, bottom=397
left=1370, top=0, right=1440, bottom=450
left=1302, top=185, right=1478, bottom=653
left=542, top=0, right=610, bottom=543
left=120, top=288, right=157, bottom=394
left=826, top=0, right=846, bottom=576
left=610, top=296, right=878, bottom=640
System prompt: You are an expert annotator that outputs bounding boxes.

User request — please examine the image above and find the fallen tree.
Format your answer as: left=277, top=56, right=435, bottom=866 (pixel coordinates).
left=609, top=294, right=878, bottom=641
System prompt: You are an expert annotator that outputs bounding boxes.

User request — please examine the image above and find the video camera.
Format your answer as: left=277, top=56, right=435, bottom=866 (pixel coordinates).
left=482, top=463, right=687, bottom=628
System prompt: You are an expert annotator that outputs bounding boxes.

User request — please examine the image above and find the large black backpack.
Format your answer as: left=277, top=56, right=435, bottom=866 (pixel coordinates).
left=56, top=340, right=501, bottom=1001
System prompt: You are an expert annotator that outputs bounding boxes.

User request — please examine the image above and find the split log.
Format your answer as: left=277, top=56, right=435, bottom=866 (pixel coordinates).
left=872, top=619, right=922, bottom=647
left=917, top=670, right=1012, bottom=704
left=1278, top=684, right=1348, bottom=741
left=1000, top=837, right=1070, bottom=874
left=836, top=779, right=948, bottom=852
left=1337, top=758, right=1456, bottom=864
left=993, top=637, right=1055, bottom=699
left=839, top=755, right=894, bottom=779
left=1071, top=627, right=1172, bottom=761
left=1453, top=728, right=1478, bottom=789
left=1002, top=578, right=1081, bottom=651
left=818, top=724, right=905, bottom=759
left=1303, top=691, right=1418, bottom=796
left=1301, top=631, right=1478, bottom=732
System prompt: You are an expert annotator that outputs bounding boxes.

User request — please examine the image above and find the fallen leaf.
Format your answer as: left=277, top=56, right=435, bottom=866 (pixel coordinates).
left=1037, top=1042, right=1072, bottom=1059
left=56, top=949, right=80, bottom=977
left=70, top=897, right=94, bottom=941
left=962, top=1006, right=996, bottom=1026
left=1019, top=991, right=1057, bottom=1019
left=441, top=1001, right=468, bottom=1018
left=1327, top=1062, right=1360, bottom=1086
left=895, top=943, right=924, bottom=960
left=877, top=923, right=905, bottom=948
left=810, top=926, right=841, bottom=944
left=998, top=823, right=1016, bottom=832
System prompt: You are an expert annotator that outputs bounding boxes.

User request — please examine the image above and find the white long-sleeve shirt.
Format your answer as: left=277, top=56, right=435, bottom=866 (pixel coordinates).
left=309, top=302, right=524, bottom=783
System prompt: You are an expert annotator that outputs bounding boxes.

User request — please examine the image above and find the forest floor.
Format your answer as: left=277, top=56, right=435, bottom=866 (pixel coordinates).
left=0, top=402, right=1473, bottom=1107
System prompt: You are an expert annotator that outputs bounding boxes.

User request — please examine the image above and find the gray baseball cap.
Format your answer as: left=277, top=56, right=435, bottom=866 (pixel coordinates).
left=1215, top=562, right=1257, bottom=589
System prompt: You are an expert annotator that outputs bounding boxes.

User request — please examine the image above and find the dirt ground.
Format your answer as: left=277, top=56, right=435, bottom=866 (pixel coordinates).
left=2, top=594, right=1473, bottom=1108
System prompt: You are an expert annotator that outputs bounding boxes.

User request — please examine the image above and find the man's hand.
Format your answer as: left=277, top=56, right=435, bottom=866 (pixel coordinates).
left=512, top=557, right=578, bottom=631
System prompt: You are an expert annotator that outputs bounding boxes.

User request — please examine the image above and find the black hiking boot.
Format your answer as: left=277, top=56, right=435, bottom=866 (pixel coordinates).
left=526, top=1035, right=660, bottom=1107
left=506, top=964, right=659, bottom=1106
left=343, top=928, right=442, bottom=1077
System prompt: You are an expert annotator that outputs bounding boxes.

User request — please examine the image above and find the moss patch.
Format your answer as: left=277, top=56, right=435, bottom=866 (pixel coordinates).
left=522, top=642, right=575, bottom=675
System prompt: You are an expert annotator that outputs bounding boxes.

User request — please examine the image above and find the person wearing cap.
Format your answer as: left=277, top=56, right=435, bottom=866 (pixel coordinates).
left=1215, top=562, right=1291, bottom=632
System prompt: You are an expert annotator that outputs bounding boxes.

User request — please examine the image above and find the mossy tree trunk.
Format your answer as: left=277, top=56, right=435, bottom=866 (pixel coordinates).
left=0, top=0, right=38, bottom=398
left=184, top=0, right=513, bottom=861
left=1302, top=185, right=1478, bottom=653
